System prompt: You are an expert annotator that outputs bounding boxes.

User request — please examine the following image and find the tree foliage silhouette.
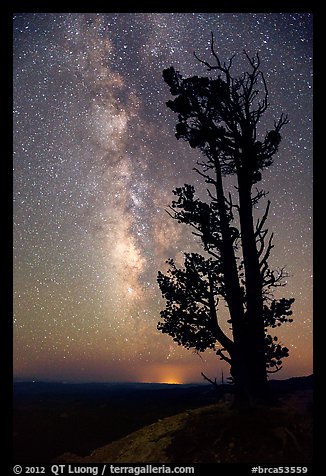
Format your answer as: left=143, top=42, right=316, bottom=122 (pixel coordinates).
left=157, top=34, right=294, bottom=402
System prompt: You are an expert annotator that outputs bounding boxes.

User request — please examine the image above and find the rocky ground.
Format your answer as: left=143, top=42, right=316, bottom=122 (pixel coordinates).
left=54, top=388, right=313, bottom=464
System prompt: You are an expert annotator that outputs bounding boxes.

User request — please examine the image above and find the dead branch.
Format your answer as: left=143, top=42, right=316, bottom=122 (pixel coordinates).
left=275, top=113, right=289, bottom=131
left=252, top=188, right=268, bottom=206
left=255, top=200, right=271, bottom=237
left=193, top=167, right=217, bottom=184
left=201, top=372, right=219, bottom=388
left=259, top=233, right=274, bottom=270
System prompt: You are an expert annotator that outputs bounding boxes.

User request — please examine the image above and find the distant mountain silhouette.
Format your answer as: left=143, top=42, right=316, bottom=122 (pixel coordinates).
left=270, top=374, right=313, bottom=391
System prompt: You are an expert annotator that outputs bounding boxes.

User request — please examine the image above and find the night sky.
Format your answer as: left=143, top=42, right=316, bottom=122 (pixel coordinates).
left=13, top=13, right=313, bottom=384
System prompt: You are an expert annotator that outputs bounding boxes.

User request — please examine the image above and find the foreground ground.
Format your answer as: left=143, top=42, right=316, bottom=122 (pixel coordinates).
left=55, top=388, right=313, bottom=464
left=13, top=381, right=217, bottom=462
left=14, top=376, right=313, bottom=464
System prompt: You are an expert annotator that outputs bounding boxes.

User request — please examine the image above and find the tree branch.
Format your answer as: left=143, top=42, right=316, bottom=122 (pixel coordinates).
left=255, top=200, right=271, bottom=237
left=251, top=188, right=268, bottom=207
left=193, top=32, right=234, bottom=89
left=165, top=207, right=176, bottom=220
left=216, top=348, right=232, bottom=364
left=205, top=248, right=221, bottom=260
left=225, top=191, right=239, bottom=211
left=262, top=267, right=288, bottom=291
left=207, top=188, right=217, bottom=202
left=267, top=364, right=283, bottom=374
left=275, top=113, right=289, bottom=131
left=243, top=50, right=260, bottom=71
left=207, top=273, right=234, bottom=352
left=256, top=228, right=268, bottom=258
left=196, top=159, right=214, bottom=173
left=193, top=167, right=216, bottom=184
left=259, top=233, right=274, bottom=270
left=201, top=372, right=219, bottom=388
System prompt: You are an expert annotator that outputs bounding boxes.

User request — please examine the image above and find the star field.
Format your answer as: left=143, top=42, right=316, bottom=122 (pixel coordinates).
left=13, top=13, right=312, bottom=383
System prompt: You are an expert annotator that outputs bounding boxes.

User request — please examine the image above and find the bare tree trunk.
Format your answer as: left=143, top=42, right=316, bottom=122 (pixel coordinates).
left=238, top=172, right=268, bottom=400
left=213, top=155, right=264, bottom=403
left=213, top=156, right=245, bottom=339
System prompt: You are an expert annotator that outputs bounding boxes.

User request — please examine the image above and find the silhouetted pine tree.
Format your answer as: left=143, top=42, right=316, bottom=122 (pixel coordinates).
left=157, top=34, right=294, bottom=404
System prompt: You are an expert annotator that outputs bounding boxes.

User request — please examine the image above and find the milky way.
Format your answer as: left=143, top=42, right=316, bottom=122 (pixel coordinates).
left=13, top=13, right=313, bottom=383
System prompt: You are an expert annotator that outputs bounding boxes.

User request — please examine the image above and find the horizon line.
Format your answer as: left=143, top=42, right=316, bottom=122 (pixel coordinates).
left=13, top=373, right=313, bottom=385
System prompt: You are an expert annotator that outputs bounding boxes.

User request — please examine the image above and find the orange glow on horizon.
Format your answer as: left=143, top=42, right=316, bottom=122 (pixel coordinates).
left=158, top=378, right=182, bottom=385
left=140, top=377, right=183, bottom=385
left=139, top=365, right=185, bottom=385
